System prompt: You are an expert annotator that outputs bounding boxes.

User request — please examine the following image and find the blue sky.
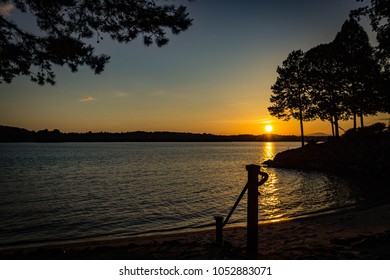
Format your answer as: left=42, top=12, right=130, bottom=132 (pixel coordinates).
left=1, top=0, right=387, bottom=135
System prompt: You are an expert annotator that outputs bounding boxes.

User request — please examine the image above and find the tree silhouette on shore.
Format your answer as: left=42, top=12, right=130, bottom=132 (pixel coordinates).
left=269, top=17, right=383, bottom=138
left=352, top=0, right=390, bottom=114
left=333, top=18, right=381, bottom=129
left=268, top=50, right=314, bottom=147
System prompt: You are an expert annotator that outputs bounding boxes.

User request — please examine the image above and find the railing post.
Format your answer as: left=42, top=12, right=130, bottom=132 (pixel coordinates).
left=214, top=216, right=224, bottom=245
left=246, top=164, right=260, bottom=258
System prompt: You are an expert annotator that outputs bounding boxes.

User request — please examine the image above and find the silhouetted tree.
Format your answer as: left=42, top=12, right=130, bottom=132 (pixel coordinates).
left=353, top=0, right=390, bottom=70
left=333, top=18, right=382, bottom=129
left=380, top=73, right=390, bottom=113
left=353, top=0, right=390, bottom=114
left=305, top=43, right=349, bottom=137
left=269, top=50, right=314, bottom=147
left=302, top=19, right=382, bottom=136
left=0, top=0, right=192, bottom=85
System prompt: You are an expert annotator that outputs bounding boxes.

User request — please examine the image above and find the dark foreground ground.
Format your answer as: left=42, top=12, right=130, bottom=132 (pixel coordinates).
left=1, top=202, right=390, bottom=260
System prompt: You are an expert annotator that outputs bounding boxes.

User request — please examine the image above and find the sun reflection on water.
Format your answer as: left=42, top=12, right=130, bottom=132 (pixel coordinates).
left=259, top=172, right=283, bottom=220
left=263, top=142, right=275, bottom=160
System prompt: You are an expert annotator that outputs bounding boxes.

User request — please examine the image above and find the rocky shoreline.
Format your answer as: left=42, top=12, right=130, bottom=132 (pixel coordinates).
left=264, top=130, right=390, bottom=198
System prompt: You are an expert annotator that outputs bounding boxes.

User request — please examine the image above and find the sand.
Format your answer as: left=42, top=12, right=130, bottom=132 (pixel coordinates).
left=1, top=202, right=390, bottom=260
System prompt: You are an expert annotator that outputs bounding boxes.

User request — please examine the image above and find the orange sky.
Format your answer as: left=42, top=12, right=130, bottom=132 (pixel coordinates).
left=1, top=0, right=389, bottom=135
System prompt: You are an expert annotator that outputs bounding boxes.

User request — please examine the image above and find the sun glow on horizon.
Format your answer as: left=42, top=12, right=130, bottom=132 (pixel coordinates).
left=265, top=124, right=273, bottom=133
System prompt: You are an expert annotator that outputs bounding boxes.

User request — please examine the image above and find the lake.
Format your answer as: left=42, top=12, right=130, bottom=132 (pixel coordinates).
left=0, top=142, right=359, bottom=247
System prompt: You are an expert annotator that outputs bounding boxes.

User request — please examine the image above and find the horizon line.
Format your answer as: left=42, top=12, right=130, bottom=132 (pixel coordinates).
left=0, top=124, right=331, bottom=138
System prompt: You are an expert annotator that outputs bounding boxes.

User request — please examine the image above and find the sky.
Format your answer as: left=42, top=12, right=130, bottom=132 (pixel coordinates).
left=1, top=0, right=389, bottom=135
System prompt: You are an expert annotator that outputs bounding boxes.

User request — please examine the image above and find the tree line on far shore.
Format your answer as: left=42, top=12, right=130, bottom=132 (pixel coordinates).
left=269, top=1, right=390, bottom=147
left=0, top=125, right=327, bottom=143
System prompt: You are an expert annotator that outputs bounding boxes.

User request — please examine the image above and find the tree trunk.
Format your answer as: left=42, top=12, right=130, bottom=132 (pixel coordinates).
left=299, top=115, right=305, bottom=147
left=353, top=112, right=357, bottom=130
left=298, top=96, right=305, bottom=147
left=330, top=116, right=335, bottom=137
left=334, top=115, right=340, bottom=138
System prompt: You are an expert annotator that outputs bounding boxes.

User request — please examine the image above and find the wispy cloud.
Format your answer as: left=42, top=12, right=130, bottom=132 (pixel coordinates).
left=152, top=91, right=165, bottom=96
left=0, top=2, right=14, bottom=17
left=258, top=118, right=276, bottom=124
left=228, top=101, right=250, bottom=107
left=114, top=92, right=128, bottom=98
left=79, top=96, right=96, bottom=102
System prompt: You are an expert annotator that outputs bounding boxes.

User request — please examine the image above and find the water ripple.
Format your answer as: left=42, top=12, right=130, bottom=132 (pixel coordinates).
left=0, top=142, right=359, bottom=246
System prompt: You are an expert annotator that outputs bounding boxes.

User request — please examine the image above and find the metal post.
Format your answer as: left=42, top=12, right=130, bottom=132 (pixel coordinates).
left=214, top=216, right=224, bottom=245
left=246, top=164, right=260, bottom=258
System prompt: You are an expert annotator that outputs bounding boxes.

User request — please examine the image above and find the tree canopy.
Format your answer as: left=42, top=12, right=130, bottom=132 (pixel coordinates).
left=352, top=0, right=390, bottom=69
left=269, top=18, right=383, bottom=139
left=352, top=0, right=390, bottom=117
left=270, top=0, right=390, bottom=140
left=269, top=50, right=313, bottom=147
left=334, top=18, right=382, bottom=128
left=305, top=42, right=347, bottom=137
left=0, top=0, right=192, bottom=85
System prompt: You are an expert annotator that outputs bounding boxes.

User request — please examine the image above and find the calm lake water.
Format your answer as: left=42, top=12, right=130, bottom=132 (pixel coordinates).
left=0, top=142, right=359, bottom=247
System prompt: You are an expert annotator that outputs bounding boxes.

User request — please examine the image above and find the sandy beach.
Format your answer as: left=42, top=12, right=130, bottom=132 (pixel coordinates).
left=1, top=202, right=389, bottom=260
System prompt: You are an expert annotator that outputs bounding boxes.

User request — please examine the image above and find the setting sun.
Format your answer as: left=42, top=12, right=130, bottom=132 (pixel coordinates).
left=265, top=124, right=273, bottom=133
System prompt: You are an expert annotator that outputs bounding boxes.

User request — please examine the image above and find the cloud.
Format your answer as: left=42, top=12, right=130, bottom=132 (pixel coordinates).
left=0, top=2, right=14, bottom=17
left=79, top=96, right=96, bottom=102
left=115, top=92, right=128, bottom=98
left=228, top=101, right=250, bottom=107
left=152, top=91, right=165, bottom=96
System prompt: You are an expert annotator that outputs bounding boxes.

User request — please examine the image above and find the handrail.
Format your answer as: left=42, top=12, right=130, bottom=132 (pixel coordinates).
left=258, top=171, right=269, bottom=187
left=214, top=166, right=269, bottom=254
left=223, top=182, right=248, bottom=227
left=222, top=170, right=268, bottom=227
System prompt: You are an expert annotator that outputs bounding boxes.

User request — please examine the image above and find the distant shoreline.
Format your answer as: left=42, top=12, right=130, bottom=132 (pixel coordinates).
left=0, top=125, right=327, bottom=143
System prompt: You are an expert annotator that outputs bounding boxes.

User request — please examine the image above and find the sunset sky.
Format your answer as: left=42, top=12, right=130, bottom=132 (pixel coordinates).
left=1, top=0, right=388, bottom=135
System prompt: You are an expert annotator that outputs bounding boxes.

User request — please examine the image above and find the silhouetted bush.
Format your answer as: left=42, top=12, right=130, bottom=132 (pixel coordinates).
left=343, top=122, right=387, bottom=141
